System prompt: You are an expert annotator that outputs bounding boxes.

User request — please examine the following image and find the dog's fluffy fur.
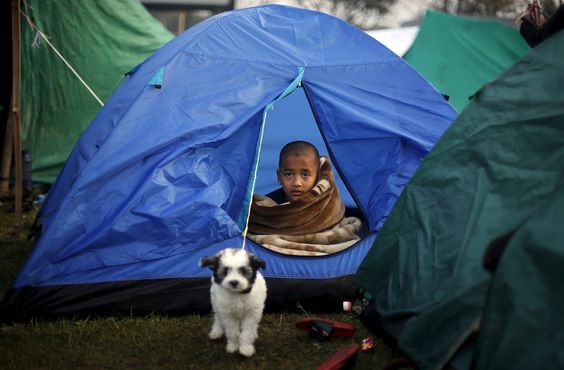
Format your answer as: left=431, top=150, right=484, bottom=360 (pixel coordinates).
left=199, top=248, right=267, bottom=357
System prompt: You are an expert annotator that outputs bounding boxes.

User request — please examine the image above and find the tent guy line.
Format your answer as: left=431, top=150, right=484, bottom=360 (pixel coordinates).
left=19, top=7, right=104, bottom=107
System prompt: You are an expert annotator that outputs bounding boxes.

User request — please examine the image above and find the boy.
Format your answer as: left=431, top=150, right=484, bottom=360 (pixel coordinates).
left=247, top=141, right=361, bottom=256
left=248, top=141, right=362, bottom=256
left=268, top=141, right=320, bottom=203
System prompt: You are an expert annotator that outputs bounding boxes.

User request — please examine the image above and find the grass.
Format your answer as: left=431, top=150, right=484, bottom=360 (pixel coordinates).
left=0, top=190, right=400, bottom=369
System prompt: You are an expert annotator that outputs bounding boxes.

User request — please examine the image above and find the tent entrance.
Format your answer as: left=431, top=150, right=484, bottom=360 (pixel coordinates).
left=245, top=85, right=371, bottom=255
left=254, top=87, right=357, bottom=209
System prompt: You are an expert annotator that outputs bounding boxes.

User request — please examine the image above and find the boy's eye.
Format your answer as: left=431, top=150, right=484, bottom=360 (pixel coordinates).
left=284, top=172, right=293, bottom=177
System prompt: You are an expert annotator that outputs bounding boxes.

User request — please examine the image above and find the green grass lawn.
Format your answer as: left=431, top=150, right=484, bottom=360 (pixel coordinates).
left=0, top=193, right=400, bottom=369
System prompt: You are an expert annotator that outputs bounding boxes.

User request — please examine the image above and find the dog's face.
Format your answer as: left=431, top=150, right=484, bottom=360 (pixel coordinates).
left=200, top=248, right=266, bottom=294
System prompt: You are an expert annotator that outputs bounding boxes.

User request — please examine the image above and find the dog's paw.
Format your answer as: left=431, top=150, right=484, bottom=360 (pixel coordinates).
left=239, top=344, right=255, bottom=357
left=209, top=328, right=223, bottom=340
left=226, top=342, right=239, bottom=353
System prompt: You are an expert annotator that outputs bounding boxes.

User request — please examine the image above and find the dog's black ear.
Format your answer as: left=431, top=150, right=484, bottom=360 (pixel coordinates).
left=199, top=256, right=218, bottom=269
left=250, top=254, right=266, bottom=270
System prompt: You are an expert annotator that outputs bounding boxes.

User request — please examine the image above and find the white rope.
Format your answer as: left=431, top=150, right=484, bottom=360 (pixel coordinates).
left=19, top=7, right=104, bottom=107
left=240, top=111, right=269, bottom=250
left=34, top=29, right=105, bottom=107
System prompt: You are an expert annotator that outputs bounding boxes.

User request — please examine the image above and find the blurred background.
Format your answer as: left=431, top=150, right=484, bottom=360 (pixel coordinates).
left=143, top=0, right=562, bottom=33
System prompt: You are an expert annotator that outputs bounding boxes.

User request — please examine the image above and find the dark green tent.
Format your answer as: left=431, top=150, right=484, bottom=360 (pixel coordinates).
left=475, top=186, right=564, bottom=369
left=403, top=10, right=530, bottom=112
left=355, top=31, right=564, bottom=370
left=20, top=0, right=173, bottom=183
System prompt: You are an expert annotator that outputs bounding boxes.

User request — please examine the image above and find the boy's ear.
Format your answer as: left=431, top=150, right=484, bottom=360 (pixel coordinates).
left=276, top=169, right=281, bottom=184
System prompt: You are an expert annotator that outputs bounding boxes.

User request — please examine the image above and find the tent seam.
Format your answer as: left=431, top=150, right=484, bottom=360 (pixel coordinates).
left=180, top=50, right=405, bottom=68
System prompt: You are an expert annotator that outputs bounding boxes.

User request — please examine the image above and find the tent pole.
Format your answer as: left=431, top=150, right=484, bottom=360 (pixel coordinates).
left=13, top=0, right=23, bottom=230
left=0, top=0, right=16, bottom=195
left=0, top=115, right=14, bottom=195
left=2, top=0, right=23, bottom=231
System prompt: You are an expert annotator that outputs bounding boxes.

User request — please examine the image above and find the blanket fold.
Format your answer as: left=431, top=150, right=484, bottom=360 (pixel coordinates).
left=249, top=217, right=361, bottom=256
left=248, top=157, right=362, bottom=256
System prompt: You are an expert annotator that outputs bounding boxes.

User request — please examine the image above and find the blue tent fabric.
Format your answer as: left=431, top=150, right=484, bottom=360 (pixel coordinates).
left=3, top=5, right=456, bottom=319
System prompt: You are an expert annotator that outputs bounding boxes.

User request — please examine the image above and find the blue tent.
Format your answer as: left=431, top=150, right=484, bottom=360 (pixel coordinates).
left=1, top=5, right=456, bottom=320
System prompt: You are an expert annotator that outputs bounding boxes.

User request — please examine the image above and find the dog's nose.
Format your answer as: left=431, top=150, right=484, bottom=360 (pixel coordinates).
left=229, top=280, right=239, bottom=288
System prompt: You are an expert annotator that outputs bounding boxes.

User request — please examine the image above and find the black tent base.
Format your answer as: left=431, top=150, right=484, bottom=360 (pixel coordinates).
left=0, top=276, right=355, bottom=323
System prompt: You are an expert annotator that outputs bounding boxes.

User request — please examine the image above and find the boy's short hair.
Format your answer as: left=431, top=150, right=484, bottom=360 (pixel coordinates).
left=278, top=141, right=320, bottom=169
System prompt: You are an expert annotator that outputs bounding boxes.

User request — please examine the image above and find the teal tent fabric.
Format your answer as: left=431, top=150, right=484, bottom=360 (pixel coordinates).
left=475, top=183, right=564, bottom=370
left=355, top=31, right=564, bottom=370
left=21, top=0, right=173, bottom=183
left=403, top=10, right=530, bottom=112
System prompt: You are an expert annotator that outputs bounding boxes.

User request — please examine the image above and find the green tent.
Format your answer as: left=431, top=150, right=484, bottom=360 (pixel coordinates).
left=20, top=0, right=173, bottom=183
left=475, top=186, right=564, bottom=370
left=355, top=31, right=564, bottom=370
left=403, top=10, right=530, bottom=112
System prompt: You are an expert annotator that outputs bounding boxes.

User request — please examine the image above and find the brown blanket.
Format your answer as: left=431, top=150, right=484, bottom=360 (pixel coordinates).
left=248, top=217, right=361, bottom=256
left=249, top=157, right=345, bottom=235
left=248, top=157, right=361, bottom=256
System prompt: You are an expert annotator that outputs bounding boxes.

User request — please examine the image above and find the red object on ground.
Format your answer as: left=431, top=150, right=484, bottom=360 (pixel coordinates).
left=316, top=343, right=361, bottom=370
left=360, top=335, right=375, bottom=351
left=295, top=317, right=356, bottom=338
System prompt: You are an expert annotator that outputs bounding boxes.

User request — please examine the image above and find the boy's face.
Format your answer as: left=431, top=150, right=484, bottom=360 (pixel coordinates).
left=277, top=153, right=318, bottom=201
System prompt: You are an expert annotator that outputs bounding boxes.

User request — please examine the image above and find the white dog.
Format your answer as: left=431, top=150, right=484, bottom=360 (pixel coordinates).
left=199, top=248, right=267, bottom=357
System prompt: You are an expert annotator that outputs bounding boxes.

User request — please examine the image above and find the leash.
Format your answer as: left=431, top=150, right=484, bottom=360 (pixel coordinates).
left=240, top=66, right=305, bottom=250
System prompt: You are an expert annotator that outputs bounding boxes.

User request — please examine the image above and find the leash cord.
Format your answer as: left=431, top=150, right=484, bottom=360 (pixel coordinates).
left=240, top=67, right=305, bottom=250
left=240, top=111, right=268, bottom=250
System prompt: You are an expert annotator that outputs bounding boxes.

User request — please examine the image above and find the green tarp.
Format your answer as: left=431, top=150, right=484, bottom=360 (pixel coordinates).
left=21, top=0, right=173, bottom=183
left=355, top=31, right=564, bottom=370
left=404, top=10, right=531, bottom=112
